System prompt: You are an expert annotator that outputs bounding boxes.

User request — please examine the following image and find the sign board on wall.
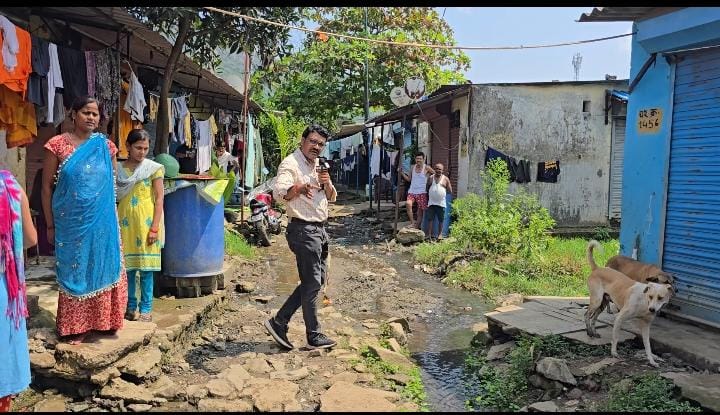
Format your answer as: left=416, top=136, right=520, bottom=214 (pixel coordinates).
left=637, top=108, right=662, bottom=133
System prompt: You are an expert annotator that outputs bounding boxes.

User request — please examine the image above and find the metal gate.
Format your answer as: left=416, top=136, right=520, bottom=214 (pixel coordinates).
left=608, top=117, right=626, bottom=219
left=662, top=47, right=720, bottom=327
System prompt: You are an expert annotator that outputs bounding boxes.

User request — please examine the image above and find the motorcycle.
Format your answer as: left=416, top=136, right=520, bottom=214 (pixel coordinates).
left=245, top=177, right=283, bottom=247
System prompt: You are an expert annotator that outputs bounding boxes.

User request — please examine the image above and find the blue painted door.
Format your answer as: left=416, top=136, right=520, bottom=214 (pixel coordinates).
left=662, top=47, right=720, bottom=327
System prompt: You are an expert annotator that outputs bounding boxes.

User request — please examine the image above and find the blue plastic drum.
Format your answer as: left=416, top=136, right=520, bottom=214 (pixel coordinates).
left=162, top=185, right=225, bottom=277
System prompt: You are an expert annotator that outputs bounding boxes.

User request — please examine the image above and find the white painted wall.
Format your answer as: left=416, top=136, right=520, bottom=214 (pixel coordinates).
left=0, top=140, right=26, bottom=191
left=467, top=82, right=627, bottom=227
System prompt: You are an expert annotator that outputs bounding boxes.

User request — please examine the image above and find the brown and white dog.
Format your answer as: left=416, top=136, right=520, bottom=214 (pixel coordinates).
left=605, top=255, right=675, bottom=285
left=584, top=240, right=674, bottom=367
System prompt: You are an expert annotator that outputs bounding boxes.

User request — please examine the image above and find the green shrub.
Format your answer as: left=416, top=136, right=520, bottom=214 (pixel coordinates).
left=224, top=230, right=257, bottom=260
left=449, top=159, right=554, bottom=257
left=603, top=373, right=701, bottom=412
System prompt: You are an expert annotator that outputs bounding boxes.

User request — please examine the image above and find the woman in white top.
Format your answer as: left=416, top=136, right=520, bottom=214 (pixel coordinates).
left=425, top=163, right=453, bottom=240
left=399, top=152, right=434, bottom=229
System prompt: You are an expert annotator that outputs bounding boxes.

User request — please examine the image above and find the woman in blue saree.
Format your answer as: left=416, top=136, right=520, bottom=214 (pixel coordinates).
left=41, top=96, right=127, bottom=344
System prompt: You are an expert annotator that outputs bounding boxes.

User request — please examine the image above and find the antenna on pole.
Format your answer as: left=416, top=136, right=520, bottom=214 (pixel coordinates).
left=572, top=53, right=583, bottom=81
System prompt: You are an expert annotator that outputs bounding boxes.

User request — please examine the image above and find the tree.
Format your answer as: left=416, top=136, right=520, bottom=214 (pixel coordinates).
left=127, top=7, right=303, bottom=154
left=254, top=7, right=471, bottom=130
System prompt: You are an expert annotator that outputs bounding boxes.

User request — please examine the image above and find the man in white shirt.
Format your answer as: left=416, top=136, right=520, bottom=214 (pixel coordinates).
left=265, top=124, right=338, bottom=350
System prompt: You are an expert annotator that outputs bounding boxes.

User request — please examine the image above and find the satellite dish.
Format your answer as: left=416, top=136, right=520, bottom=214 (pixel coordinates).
left=390, top=86, right=412, bottom=107
left=404, top=77, right=426, bottom=100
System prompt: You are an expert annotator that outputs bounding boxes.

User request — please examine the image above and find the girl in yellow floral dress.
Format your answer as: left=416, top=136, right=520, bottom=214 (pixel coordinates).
left=116, top=129, right=164, bottom=322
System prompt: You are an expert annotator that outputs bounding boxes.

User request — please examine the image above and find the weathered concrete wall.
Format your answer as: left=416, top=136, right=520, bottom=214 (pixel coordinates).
left=0, top=144, right=27, bottom=191
left=452, top=95, right=470, bottom=197
left=467, top=83, right=626, bottom=227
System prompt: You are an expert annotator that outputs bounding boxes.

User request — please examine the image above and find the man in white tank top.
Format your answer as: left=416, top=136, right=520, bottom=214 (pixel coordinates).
left=426, top=163, right=453, bottom=240
left=399, top=152, right=435, bottom=229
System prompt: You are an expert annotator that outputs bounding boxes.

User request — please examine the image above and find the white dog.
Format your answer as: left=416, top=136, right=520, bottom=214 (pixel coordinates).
left=584, top=240, right=674, bottom=367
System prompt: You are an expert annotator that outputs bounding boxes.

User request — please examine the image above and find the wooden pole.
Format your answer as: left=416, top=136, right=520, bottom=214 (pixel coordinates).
left=394, top=115, right=406, bottom=238
left=377, top=123, right=384, bottom=220
left=240, top=52, right=250, bottom=222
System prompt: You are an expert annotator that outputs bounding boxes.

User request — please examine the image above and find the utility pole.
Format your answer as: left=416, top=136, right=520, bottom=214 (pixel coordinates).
left=364, top=7, right=372, bottom=210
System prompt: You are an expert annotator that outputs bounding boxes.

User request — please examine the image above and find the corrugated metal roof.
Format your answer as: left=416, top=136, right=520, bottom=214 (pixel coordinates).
left=367, top=85, right=471, bottom=125
left=611, top=90, right=630, bottom=101
left=0, top=7, right=258, bottom=113
left=578, top=7, right=681, bottom=22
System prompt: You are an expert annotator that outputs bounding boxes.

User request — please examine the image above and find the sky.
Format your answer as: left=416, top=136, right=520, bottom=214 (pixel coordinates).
left=284, top=7, right=633, bottom=85
left=440, top=7, right=633, bottom=83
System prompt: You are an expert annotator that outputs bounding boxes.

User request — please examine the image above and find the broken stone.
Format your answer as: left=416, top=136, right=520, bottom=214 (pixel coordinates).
left=396, top=227, right=425, bottom=245
left=356, top=373, right=375, bottom=383
left=565, top=399, right=580, bottom=407
left=245, top=379, right=300, bottom=412
left=385, top=317, right=411, bottom=334
left=245, top=357, right=273, bottom=374
left=366, top=345, right=414, bottom=371
left=33, top=397, right=66, bottom=412
left=579, top=378, right=601, bottom=392
left=362, top=321, right=380, bottom=329
left=353, top=363, right=368, bottom=373
left=487, top=341, right=516, bottom=361
left=386, top=338, right=403, bottom=354
left=308, top=349, right=326, bottom=358
left=387, top=322, right=407, bottom=346
left=207, top=379, right=235, bottom=398
left=90, top=365, right=122, bottom=385
left=385, top=373, right=411, bottom=386
left=55, top=321, right=156, bottom=370
left=199, top=398, right=253, bottom=412
left=320, top=381, right=399, bottom=412
left=330, top=372, right=358, bottom=384
left=252, top=295, right=274, bottom=304
left=99, top=378, right=158, bottom=404
left=235, top=281, right=257, bottom=293
left=119, top=347, right=162, bottom=378
left=536, top=357, right=577, bottom=386
left=497, top=293, right=524, bottom=307
left=212, top=341, right=227, bottom=351
left=567, top=387, right=583, bottom=400
left=29, top=351, right=56, bottom=369
left=218, top=364, right=251, bottom=392
left=528, top=401, right=559, bottom=412
left=661, top=372, right=720, bottom=412
left=126, top=404, right=153, bottom=412
left=471, top=322, right=493, bottom=347
left=148, top=375, right=182, bottom=399
left=572, top=357, right=620, bottom=377
left=270, top=367, right=310, bottom=381
left=186, top=384, right=209, bottom=402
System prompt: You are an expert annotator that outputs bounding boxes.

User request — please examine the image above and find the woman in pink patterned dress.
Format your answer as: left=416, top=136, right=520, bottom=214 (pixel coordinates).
left=41, top=96, right=127, bottom=345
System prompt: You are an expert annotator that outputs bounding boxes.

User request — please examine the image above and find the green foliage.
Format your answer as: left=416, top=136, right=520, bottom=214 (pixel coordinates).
left=450, top=159, right=555, bottom=257
left=413, top=239, right=457, bottom=268
left=359, top=347, right=429, bottom=411
left=224, top=230, right=257, bottom=260
left=603, top=373, right=701, bottom=412
left=208, top=164, right=235, bottom=207
left=593, top=225, right=614, bottom=242
left=128, top=7, right=302, bottom=71
left=254, top=7, right=470, bottom=130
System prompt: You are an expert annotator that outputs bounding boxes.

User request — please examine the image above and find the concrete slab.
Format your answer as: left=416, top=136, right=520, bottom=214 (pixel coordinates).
left=562, top=327, right=635, bottom=346
left=486, top=299, right=612, bottom=336
left=661, top=372, right=720, bottom=411
left=622, top=316, right=720, bottom=372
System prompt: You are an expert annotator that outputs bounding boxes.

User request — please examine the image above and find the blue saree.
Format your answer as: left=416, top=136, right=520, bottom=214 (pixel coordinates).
left=53, top=133, right=121, bottom=299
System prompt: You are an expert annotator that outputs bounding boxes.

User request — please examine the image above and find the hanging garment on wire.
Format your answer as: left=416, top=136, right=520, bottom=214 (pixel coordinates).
left=0, top=15, right=19, bottom=73
left=195, top=119, right=212, bottom=174
left=27, top=35, right=49, bottom=108
left=84, top=51, right=96, bottom=98
left=0, top=21, right=31, bottom=97
left=147, top=94, right=159, bottom=122
left=93, top=48, right=119, bottom=119
left=123, top=71, right=146, bottom=122
left=46, top=43, right=63, bottom=125
left=370, top=143, right=380, bottom=178
left=537, top=160, right=560, bottom=183
left=0, top=84, right=37, bottom=148
left=57, top=46, right=87, bottom=106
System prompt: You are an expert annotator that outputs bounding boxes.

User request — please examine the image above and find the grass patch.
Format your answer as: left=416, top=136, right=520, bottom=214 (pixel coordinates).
left=224, top=229, right=257, bottom=260
left=434, top=237, right=619, bottom=302
left=359, top=346, right=429, bottom=411
left=414, top=239, right=458, bottom=268
left=602, top=373, right=701, bottom=412
left=464, top=334, right=641, bottom=411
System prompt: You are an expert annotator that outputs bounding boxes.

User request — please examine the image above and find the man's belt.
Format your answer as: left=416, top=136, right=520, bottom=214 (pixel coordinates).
left=290, top=217, right=326, bottom=226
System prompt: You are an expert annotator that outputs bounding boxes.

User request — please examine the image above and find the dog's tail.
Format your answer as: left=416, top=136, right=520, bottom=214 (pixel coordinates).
left=587, top=240, right=603, bottom=271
